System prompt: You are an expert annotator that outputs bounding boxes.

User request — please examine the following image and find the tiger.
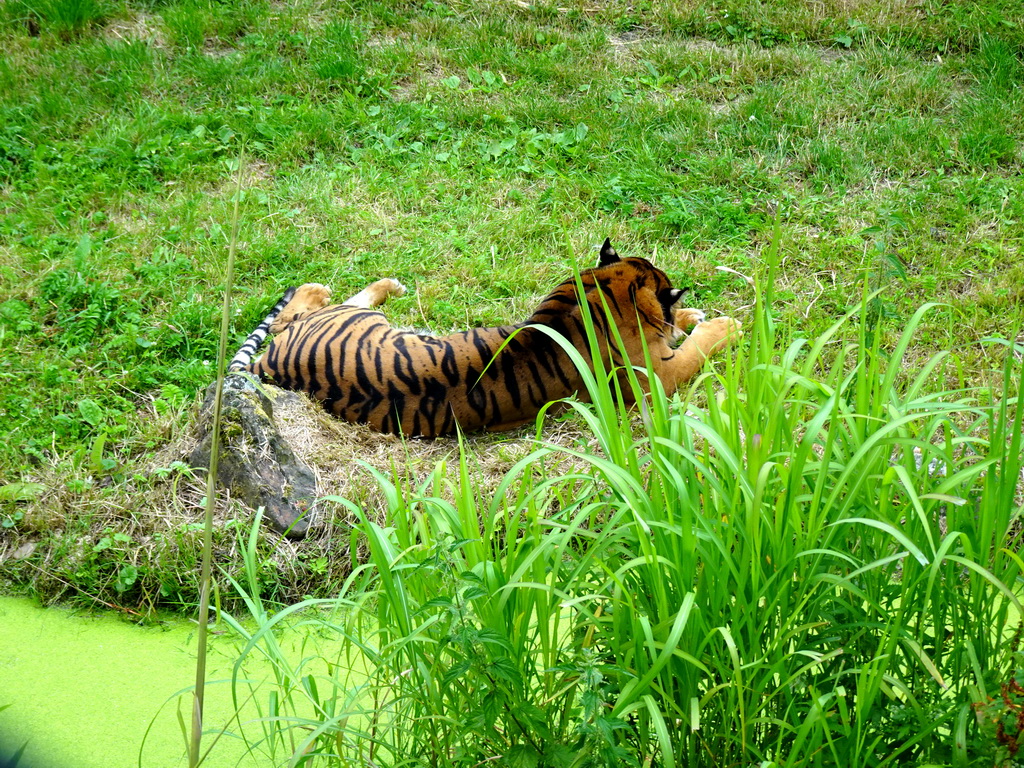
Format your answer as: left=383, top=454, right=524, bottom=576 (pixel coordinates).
left=229, top=239, right=741, bottom=437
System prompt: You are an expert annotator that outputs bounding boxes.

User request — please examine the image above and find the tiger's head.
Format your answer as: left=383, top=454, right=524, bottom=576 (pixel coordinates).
left=592, top=238, right=688, bottom=329
left=529, top=238, right=691, bottom=350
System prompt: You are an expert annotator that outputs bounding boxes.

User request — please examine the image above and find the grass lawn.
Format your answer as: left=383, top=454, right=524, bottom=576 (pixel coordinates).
left=0, top=0, right=1023, bottom=765
left=1, top=0, right=1021, bottom=482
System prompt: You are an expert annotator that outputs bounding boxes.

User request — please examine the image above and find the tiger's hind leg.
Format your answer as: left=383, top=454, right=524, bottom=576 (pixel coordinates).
left=343, top=278, right=407, bottom=309
left=269, top=283, right=333, bottom=333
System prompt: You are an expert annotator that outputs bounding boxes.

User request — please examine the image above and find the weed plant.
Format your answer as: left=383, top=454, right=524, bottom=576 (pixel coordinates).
left=213, top=243, right=1023, bottom=766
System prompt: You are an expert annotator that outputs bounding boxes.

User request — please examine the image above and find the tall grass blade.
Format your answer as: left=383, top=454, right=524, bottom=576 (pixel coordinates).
left=189, top=156, right=245, bottom=767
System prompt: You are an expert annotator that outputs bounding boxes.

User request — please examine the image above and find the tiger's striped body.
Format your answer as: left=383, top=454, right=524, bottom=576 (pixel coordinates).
left=233, top=241, right=740, bottom=437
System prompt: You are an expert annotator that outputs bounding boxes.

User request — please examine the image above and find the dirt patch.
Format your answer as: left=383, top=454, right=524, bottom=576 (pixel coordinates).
left=817, top=46, right=850, bottom=63
left=607, top=29, right=662, bottom=56
left=706, top=92, right=751, bottom=115
left=104, top=12, right=168, bottom=49
left=389, top=63, right=455, bottom=102
left=0, top=385, right=598, bottom=610
left=202, top=159, right=274, bottom=199
left=683, top=37, right=732, bottom=54
left=202, top=39, right=238, bottom=58
left=106, top=205, right=153, bottom=238
left=366, top=32, right=405, bottom=48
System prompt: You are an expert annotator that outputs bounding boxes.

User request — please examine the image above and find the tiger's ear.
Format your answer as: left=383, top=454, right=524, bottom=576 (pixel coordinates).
left=598, top=238, right=620, bottom=266
left=659, top=287, right=688, bottom=307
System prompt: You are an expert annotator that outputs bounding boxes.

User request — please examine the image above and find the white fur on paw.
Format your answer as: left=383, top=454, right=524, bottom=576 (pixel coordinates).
left=385, top=279, right=407, bottom=297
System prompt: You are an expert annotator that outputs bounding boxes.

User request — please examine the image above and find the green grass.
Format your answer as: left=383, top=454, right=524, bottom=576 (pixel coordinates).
left=0, top=6, right=1020, bottom=417
left=0, top=0, right=1020, bottom=614
left=1, top=1, right=1023, bottom=763
left=1, top=0, right=1021, bottom=600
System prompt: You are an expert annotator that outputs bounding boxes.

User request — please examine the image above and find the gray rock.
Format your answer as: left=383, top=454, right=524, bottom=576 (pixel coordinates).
left=189, top=373, right=316, bottom=538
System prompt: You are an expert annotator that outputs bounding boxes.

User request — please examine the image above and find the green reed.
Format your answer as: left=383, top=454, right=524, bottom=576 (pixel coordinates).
left=215, top=235, right=1022, bottom=767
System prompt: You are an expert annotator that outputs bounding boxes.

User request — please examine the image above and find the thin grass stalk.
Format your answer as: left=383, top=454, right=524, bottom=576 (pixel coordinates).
left=188, top=155, right=245, bottom=768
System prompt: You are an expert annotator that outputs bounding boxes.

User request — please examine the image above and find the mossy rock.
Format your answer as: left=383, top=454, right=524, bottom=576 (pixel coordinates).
left=189, top=374, right=316, bottom=538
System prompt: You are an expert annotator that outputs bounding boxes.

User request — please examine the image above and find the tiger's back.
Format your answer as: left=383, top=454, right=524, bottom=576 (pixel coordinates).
left=235, top=240, right=740, bottom=437
left=246, top=303, right=573, bottom=437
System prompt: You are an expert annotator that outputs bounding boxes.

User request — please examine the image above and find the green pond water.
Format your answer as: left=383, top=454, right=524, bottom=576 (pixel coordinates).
left=0, top=596, right=272, bottom=768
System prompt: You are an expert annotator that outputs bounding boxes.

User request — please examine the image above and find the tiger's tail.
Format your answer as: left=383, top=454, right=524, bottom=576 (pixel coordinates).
left=228, top=287, right=297, bottom=372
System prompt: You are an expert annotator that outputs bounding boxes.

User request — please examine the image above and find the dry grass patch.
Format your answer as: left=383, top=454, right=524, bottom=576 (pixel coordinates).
left=104, top=12, right=167, bottom=48
left=268, top=389, right=595, bottom=518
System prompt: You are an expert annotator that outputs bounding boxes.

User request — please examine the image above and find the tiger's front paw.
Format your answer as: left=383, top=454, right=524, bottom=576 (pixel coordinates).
left=691, top=316, right=742, bottom=356
left=673, top=308, right=706, bottom=331
left=344, top=278, right=407, bottom=309
left=669, top=308, right=706, bottom=343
